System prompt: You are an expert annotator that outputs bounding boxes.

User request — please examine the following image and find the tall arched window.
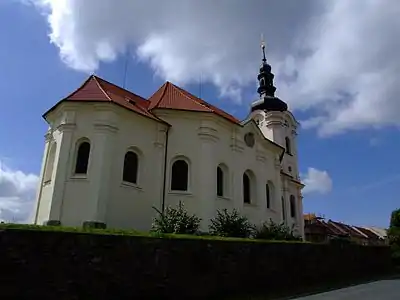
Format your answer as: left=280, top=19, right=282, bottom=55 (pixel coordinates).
left=217, top=166, right=224, bottom=197
left=74, top=140, right=90, bottom=174
left=171, top=159, right=189, bottom=191
left=290, top=195, right=296, bottom=218
left=285, top=137, right=291, bottom=154
left=123, top=151, right=139, bottom=184
left=266, top=183, right=271, bottom=209
left=44, top=141, right=57, bottom=183
left=243, top=173, right=251, bottom=204
left=282, top=197, right=286, bottom=220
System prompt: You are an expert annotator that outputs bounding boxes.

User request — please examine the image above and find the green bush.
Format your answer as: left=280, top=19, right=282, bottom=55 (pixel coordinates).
left=151, top=201, right=201, bottom=234
left=253, top=219, right=302, bottom=241
left=209, top=209, right=254, bottom=238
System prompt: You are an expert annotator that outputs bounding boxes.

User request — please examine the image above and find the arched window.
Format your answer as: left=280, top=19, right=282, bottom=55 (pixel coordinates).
left=44, top=142, right=57, bottom=183
left=74, top=140, right=90, bottom=174
left=123, top=151, right=139, bottom=184
left=243, top=173, right=251, bottom=204
left=282, top=197, right=286, bottom=220
left=217, top=166, right=224, bottom=197
left=285, top=137, right=291, bottom=154
left=243, top=170, right=255, bottom=204
left=290, top=195, right=296, bottom=218
left=266, top=183, right=271, bottom=209
left=171, top=159, right=189, bottom=191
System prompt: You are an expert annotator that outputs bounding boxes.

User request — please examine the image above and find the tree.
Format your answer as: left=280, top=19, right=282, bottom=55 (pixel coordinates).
left=388, top=208, right=400, bottom=265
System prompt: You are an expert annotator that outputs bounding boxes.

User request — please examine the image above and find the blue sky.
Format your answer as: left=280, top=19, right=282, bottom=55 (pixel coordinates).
left=0, top=1, right=399, bottom=227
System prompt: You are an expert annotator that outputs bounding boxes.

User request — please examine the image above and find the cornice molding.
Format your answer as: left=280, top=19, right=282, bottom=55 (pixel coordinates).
left=256, top=150, right=267, bottom=163
left=44, top=131, right=53, bottom=142
left=93, top=123, right=119, bottom=133
left=197, top=126, right=219, bottom=143
left=230, top=137, right=245, bottom=153
left=56, top=123, right=76, bottom=132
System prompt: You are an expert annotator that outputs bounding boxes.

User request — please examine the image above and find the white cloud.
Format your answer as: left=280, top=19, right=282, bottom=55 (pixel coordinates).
left=302, top=167, right=333, bottom=195
left=26, top=0, right=400, bottom=136
left=0, top=161, right=38, bottom=223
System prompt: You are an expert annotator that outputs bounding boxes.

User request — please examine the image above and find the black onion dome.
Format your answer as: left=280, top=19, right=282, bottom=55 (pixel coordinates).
left=251, top=96, right=288, bottom=112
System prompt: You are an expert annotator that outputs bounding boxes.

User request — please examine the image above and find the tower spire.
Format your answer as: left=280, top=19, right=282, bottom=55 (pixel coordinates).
left=257, top=35, right=276, bottom=98
left=251, top=37, right=288, bottom=112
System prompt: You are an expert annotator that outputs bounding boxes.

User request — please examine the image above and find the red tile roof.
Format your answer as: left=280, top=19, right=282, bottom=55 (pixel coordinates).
left=43, top=75, right=164, bottom=123
left=44, top=75, right=241, bottom=126
left=147, top=81, right=240, bottom=124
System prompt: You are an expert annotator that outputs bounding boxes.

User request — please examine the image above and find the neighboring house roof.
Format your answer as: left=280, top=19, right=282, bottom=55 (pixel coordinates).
left=364, top=226, right=388, bottom=239
left=147, top=81, right=240, bottom=124
left=328, top=220, right=366, bottom=239
left=353, top=226, right=382, bottom=240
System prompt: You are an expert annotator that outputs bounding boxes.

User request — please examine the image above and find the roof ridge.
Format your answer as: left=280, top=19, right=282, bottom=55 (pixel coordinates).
left=92, top=76, right=112, bottom=101
left=170, top=83, right=213, bottom=112
left=93, top=75, right=146, bottom=101
left=60, top=75, right=95, bottom=101
left=149, top=82, right=170, bottom=110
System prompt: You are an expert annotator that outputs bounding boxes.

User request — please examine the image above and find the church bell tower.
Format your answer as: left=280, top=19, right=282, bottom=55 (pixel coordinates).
left=250, top=40, right=298, bottom=171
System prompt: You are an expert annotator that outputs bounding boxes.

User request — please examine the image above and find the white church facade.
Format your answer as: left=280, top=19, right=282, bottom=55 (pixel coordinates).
left=33, top=46, right=305, bottom=237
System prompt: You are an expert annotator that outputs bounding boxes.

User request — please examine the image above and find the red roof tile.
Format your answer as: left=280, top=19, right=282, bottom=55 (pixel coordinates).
left=45, top=75, right=241, bottom=126
left=44, top=75, right=165, bottom=123
left=148, top=81, right=240, bottom=124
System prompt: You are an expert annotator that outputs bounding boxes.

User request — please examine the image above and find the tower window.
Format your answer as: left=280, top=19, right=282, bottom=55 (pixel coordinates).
left=74, top=140, right=90, bottom=175
left=123, top=151, right=139, bottom=184
left=285, top=137, right=291, bottom=154
left=171, top=159, right=189, bottom=191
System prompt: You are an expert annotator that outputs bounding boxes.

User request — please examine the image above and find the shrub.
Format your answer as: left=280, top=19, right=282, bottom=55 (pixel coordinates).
left=209, top=209, right=254, bottom=238
left=253, top=219, right=302, bottom=241
left=151, top=201, right=201, bottom=234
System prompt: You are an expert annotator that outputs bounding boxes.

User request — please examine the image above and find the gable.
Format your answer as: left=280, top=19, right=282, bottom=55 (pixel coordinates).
left=241, top=119, right=284, bottom=154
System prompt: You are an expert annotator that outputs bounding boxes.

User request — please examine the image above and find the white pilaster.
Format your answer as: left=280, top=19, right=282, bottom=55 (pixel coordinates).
left=87, top=123, right=118, bottom=222
left=197, top=123, right=219, bottom=230
left=48, top=123, right=75, bottom=221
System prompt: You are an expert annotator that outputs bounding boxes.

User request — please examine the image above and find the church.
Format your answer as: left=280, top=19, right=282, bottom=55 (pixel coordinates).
left=33, top=44, right=305, bottom=237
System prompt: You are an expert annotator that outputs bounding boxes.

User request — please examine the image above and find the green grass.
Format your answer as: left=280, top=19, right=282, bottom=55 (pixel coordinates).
left=0, top=223, right=306, bottom=244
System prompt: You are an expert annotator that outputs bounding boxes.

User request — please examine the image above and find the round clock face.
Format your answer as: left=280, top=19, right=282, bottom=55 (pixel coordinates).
left=244, top=132, right=255, bottom=148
